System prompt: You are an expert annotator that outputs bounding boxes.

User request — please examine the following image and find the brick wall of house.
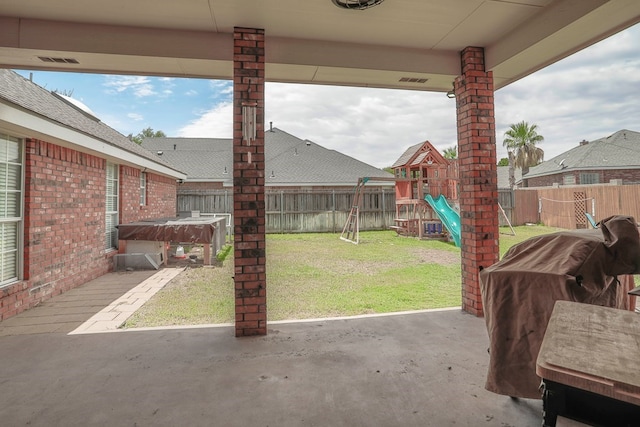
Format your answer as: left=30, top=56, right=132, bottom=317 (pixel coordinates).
left=1, top=139, right=112, bottom=320
left=0, top=139, right=178, bottom=321
left=120, top=165, right=177, bottom=224
left=178, top=181, right=226, bottom=191
left=526, top=169, right=640, bottom=187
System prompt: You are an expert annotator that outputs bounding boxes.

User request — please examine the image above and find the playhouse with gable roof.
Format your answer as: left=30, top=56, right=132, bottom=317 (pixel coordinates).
left=390, top=140, right=460, bottom=244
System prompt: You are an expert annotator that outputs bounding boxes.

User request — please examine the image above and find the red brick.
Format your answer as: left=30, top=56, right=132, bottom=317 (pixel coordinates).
left=2, top=138, right=179, bottom=322
left=455, top=47, right=499, bottom=317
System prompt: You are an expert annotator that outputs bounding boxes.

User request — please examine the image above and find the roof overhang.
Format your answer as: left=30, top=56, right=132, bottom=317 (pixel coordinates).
left=0, top=99, right=186, bottom=180
left=0, top=1, right=638, bottom=92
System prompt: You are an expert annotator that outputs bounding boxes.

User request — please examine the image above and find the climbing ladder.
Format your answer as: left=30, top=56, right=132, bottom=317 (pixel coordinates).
left=340, top=177, right=368, bottom=244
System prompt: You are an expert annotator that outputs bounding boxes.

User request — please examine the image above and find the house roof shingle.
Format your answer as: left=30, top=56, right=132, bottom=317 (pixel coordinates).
left=526, top=129, right=640, bottom=179
left=0, top=69, right=184, bottom=176
left=497, top=166, right=523, bottom=189
left=143, top=128, right=393, bottom=186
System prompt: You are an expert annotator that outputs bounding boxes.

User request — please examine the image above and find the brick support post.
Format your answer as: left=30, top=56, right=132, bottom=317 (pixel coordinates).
left=454, top=47, right=499, bottom=316
left=233, top=27, right=267, bottom=336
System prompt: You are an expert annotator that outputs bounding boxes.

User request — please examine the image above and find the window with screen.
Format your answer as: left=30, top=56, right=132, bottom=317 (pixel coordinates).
left=140, top=172, right=147, bottom=206
left=0, top=133, right=22, bottom=286
left=105, top=162, right=119, bottom=249
left=580, top=173, right=599, bottom=185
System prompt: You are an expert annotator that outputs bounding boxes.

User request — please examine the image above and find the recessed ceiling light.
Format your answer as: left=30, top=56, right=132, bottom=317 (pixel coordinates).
left=332, top=0, right=385, bottom=10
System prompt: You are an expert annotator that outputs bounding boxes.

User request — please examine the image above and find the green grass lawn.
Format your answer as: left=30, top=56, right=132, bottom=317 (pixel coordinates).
left=123, top=224, right=562, bottom=328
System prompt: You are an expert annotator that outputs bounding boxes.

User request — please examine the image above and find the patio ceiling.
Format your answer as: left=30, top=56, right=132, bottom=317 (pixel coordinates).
left=0, top=0, right=639, bottom=92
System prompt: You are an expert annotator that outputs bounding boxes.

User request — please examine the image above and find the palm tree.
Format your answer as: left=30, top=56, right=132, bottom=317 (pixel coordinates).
left=503, top=121, right=544, bottom=188
left=443, top=146, right=457, bottom=160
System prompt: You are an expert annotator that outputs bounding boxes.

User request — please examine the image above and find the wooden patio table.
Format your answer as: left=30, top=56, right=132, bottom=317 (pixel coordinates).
left=536, top=301, right=640, bottom=426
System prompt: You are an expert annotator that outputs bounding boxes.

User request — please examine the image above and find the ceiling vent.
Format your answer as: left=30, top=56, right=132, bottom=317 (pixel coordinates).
left=399, top=77, right=428, bottom=84
left=38, top=56, right=79, bottom=64
left=332, top=0, right=385, bottom=10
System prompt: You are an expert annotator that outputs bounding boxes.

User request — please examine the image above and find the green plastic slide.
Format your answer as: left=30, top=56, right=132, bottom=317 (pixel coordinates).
left=424, top=194, right=461, bottom=247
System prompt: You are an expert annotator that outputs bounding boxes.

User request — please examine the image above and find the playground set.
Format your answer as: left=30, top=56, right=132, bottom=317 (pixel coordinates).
left=341, top=140, right=461, bottom=245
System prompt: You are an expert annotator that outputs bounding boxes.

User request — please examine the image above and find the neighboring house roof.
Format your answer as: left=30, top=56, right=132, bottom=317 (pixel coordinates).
left=525, top=129, right=640, bottom=179
left=143, top=128, right=393, bottom=186
left=497, top=166, right=523, bottom=189
left=0, top=69, right=185, bottom=179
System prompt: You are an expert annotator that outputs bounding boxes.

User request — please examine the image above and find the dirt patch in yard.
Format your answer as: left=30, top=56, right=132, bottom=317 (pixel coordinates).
left=283, top=247, right=461, bottom=277
left=411, top=248, right=461, bottom=265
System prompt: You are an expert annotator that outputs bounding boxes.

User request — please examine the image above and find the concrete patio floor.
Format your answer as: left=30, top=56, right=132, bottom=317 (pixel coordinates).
left=0, top=270, right=546, bottom=426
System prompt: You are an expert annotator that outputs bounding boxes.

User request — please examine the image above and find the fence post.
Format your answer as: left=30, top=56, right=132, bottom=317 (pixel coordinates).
left=280, top=190, right=284, bottom=233
left=382, top=188, right=386, bottom=228
left=332, top=190, right=336, bottom=233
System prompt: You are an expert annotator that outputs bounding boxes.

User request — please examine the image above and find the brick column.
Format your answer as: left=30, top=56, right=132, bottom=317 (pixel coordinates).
left=454, top=47, right=499, bottom=316
left=233, top=27, right=267, bottom=336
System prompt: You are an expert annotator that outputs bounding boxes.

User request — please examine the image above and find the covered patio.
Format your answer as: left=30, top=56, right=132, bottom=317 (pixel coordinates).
left=2, top=0, right=639, bottom=335
left=0, top=271, right=544, bottom=426
left=2, top=3, right=640, bottom=424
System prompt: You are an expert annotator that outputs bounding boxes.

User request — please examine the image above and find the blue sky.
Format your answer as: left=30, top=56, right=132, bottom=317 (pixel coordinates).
left=14, top=23, right=640, bottom=168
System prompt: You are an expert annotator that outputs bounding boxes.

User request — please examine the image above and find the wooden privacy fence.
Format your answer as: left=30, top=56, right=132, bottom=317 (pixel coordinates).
left=498, top=190, right=514, bottom=227
left=512, top=183, right=640, bottom=229
left=178, top=188, right=396, bottom=233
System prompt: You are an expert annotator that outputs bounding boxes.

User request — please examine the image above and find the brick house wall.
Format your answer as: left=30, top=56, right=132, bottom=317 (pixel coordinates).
left=120, top=165, right=177, bottom=224
left=526, top=169, right=640, bottom=187
left=178, top=181, right=225, bottom=191
left=0, top=138, right=178, bottom=321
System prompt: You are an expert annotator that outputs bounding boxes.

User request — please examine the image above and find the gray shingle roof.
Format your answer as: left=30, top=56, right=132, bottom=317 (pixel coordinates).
left=0, top=69, right=183, bottom=175
left=526, top=129, right=640, bottom=178
left=497, top=166, right=523, bottom=189
left=143, top=128, right=393, bottom=186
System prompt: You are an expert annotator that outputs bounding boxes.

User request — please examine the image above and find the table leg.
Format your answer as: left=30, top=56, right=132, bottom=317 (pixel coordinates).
left=541, top=380, right=564, bottom=427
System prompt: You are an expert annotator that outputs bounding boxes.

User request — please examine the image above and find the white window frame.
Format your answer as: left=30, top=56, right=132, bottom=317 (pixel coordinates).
left=139, top=171, right=147, bottom=206
left=0, top=133, right=23, bottom=287
left=105, top=162, right=119, bottom=250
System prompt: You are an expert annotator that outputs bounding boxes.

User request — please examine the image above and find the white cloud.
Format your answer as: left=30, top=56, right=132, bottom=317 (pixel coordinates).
left=133, top=84, right=156, bottom=97
left=127, top=112, right=143, bottom=121
left=494, top=24, right=640, bottom=162
left=104, top=75, right=156, bottom=97
left=185, top=89, right=198, bottom=96
left=265, top=83, right=456, bottom=167
left=164, top=24, right=640, bottom=168
left=178, top=101, right=234, bottom=137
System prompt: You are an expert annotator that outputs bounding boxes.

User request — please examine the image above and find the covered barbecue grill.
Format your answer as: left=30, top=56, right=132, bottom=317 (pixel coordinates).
left=479, top=215, right=640, bottom=399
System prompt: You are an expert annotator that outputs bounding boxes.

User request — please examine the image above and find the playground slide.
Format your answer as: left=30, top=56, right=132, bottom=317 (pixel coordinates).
left=424, top=194, right=461, bottom=247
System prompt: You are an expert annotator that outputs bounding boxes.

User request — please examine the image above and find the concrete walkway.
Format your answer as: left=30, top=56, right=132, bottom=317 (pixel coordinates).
left=0, top=268, right=182, bottom=336
left=0, top=269, right=548, bottom=426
